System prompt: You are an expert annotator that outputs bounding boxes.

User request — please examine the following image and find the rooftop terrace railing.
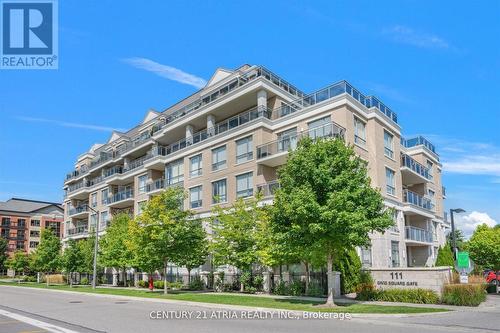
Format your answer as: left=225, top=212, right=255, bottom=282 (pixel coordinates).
left=272, top=80, right=398, bottom=124
left=401, top=136, right=437, bottom=154
left=401, top=154, right=430, bottom=179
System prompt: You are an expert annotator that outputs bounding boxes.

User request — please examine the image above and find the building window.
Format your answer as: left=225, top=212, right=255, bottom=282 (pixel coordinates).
left=16, top=241, right=24, bottom=250
left=212, top=179, right=227, bottom=204
left=91, top=192, right=97, bottom=208
left=391, top=241, right=400, bottom=267
left=428, top=189, right=435, bottom=209
left=236, top=136, right=253, bottom=164
left=1, top=217, right=10, bottom=226
left=166, top=159, right=184, bottom=185
left=390, top=210, right=399, bottom=232
left=45, top=221, right=61, bottom=237
left=212, top=146, right=227, bottom=171
left=30, top=219, right=40, bottom=227
left=189, top=155, right=202, bottom=178
left=101, top=188, right=109, bottom=205
left=384, top=130, right=394, bottom=158
left=29, top=241, right=39, bottom=248
left=354, top=117, right=366, bottom=146
left=277, top=128, right=297, bottom=152
left=90, top=213, right=98, bottom=228
left=308, top=116, right=331, bottom=139
left=138, top=174, right=148, bottom=193
left=18, top=219, right=26, bottom=227
left=236, top=172, right=253, bottom=198
left=426, top=160, right=434, bottom=180
left=30, top=230, right=40, bottom=237
left=361, top=246, right=372, bottom=267
left=189, top=186, right=202, bottom=208
left=385, top=168, right=395, bottom=195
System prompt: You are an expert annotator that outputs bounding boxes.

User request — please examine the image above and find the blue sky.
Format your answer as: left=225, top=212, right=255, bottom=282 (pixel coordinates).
left=0, top=0, right=498, bottom=235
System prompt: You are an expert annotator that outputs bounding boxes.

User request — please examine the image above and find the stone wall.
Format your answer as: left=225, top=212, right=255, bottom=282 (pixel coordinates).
left=368, top=266, right=452, bottom=296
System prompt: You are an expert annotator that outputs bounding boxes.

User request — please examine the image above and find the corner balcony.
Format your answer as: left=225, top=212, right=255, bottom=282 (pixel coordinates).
left=405, top=226, right=433, bottom=245
left=68, top=205, right=89, bottom=219
left=256, top=122, right=345, bottom=167
left=402, top=189, right=435, bottom=217
left=107, top=189, right=134, bottom=208
left=400, top=154, right=431, bottom=185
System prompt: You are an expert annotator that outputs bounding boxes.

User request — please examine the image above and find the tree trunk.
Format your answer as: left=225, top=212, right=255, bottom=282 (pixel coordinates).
left=122, top=268, right=126, bottom=287
left=187, top=268, right=191, bottom=285
left=163, top=260, right=168, bottom=295
left=240, top=281, right=244, bottom=292
left=326, top=253, right=336, bottom=306
left=304, top=261, right=310, bottom=296
left=69, top=273, right=73, bottom=288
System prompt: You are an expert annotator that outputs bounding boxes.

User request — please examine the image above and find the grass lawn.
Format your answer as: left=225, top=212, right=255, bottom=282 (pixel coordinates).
left=0, top=281, right=448, bottom=314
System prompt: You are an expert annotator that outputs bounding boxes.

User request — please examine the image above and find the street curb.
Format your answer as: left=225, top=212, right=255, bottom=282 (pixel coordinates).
left=0, top=284, right=452, bottom=318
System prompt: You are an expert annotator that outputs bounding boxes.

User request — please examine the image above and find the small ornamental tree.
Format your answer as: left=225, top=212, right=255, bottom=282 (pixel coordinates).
left=6, top=250, right=29, bottom=276
left=61, top=239, right=83, bottom=287
left=0, top=237, right=8, bottom=273
left=271, top=137, right=393, bottom=305
left=78, top=235, right=99, bottom=276
left=467, top=224, right=500, bottom=270
left=176, top=219, right=208, bottom=285
left=129, top=187, right=194, bottom=294
left=99, top=213, right=134, bottom=286
left=435, top=242, right=454, bottom=268
left=31, top=229, right=61, bottom=285
left=210, top=195, right=269, bottom=292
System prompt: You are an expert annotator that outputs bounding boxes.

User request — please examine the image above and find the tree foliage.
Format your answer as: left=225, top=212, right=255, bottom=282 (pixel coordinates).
left=435, top=242, right=454, bottom=268
left=6, top=250, right=29, bottom=275
left=333, top=247, right=362, bottom=294
left=270, top=137, right=393, bottom=303
left=100, top=213, right=134, bottom=270
left=78, top=235, right=98, bottom=274
left=467, top=224, right=500, bottom=270
left=31, top=229, right=61, bottom=273
left=446, top=229, right=466, bottom=251
left=0, top=237, right=8, bottom=272
left=61, top=239, right=84, bottom=286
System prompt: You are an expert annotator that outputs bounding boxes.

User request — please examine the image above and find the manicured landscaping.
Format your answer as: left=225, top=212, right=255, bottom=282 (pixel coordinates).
left=0, top=281, right=448, bottom=314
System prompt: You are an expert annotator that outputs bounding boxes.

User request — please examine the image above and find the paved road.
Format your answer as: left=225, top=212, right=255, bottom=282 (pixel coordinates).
left=0, top=285, right=498, bottom=333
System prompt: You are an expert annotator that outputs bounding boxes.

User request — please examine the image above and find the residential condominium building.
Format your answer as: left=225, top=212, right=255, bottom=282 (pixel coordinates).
left=0, top=198, right=64, bottom=256
left=62, top=64, right=448, bottom=268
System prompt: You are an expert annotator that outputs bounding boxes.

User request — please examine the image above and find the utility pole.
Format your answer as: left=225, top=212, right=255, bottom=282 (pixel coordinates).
left=87, top=205, right=99, bottom=289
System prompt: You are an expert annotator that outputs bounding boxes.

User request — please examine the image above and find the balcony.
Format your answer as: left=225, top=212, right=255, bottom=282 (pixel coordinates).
left=405, top=226, right=433, bottom=244
left=146, top=178, right=165, bottom=194
left=403, top=190, right=434, bottom=214
left=108, top=189, right=134, bottom=208
left=257, top=122, right=345, bottom=167
left=143, top=146, right=168, bottom=171
left=400, top=154, right=431, bottom=185
left=256, top=180, right=280, bottom=197
left=68, top=205, right=89, bottom=218
left=401, top=136, right=437, bottom=156
left=66, top=225, right=89, bottom=237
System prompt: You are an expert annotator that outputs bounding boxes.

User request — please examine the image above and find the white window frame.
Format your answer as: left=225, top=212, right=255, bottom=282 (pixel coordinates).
left=138, top=174, right=148, bottom=193
left=212, top=145, right=227, bottom=171
left=235, top=136, right=253, bottom=164
left=189, top=154, right=203, bottom=178
left=383, top=130, right=394, bottom=159
left=189, top=186, right=203, bottom=208
left=236, top=172, right=253, bottom=198
left=354, top=116, right=366, bottom=146
left=212, top=179, right=227, bottom=204
left=385, top=167, right=396, bottom=196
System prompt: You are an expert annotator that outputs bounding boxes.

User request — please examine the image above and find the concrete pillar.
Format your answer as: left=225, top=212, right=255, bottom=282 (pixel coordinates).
left=186, top=125, right=194, bottom=145
left=282, top=271, right=290, bottom=284
left=207, top=115, right=216, bottom=136
left=257, top=90, right=267, bottom=111
left=262, top=270, right=272, bottom=294
left=327, top=271, right=341, bottom=299
left=134, top=271, right=139, bottom=288
left=112, top=269, right=118, bottom=287
left=142, top=273, right=149, bottom=282
left=199, top=271, right=209, bottom=289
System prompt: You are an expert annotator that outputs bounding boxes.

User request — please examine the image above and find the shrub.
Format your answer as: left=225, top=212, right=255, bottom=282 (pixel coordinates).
left=306, top=281, right=324, bottom=297
left=253, top=274, right=264, bottom=291
left=138, top=280, right=147, bottom=288
left=288, top=280, right=305, bottom=296
left=240, top=271, right=252, bottom=290
left=442, top=284, right=486, bottom=306
left=169, top=281, right=183, bottom=289
left=273, top=279, right=288, bottom=295
left=435, top=243, right=454, bottom=267
left=376, top=288, right=439, bottom=304
left=334, top=247, right=362, bottom=294
left=245, top=286, right=257, bottom=294
left=24, top=275, right=37, bottom=282
left=153, top=280, right=164, bottom=289
left=188, top=276, right=204, bottom=290
left=355, top=271, right=377, bottom=301
left=80, top=277, right=89, bottom=285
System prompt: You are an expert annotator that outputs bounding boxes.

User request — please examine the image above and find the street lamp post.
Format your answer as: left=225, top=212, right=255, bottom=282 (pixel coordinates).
left=449, top=208, right=465, bottom=259
left=87, top=205, right=99, bottom=289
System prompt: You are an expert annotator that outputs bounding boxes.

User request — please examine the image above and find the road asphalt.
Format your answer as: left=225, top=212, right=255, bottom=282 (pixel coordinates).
left=0, top=285, right=498, bottom=333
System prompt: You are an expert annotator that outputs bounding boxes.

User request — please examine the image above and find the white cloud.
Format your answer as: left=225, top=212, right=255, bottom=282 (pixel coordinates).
left=455, top=211, right=498, bottom=237
left=443, top=155, right=500, bottom=176
left=16, top=116, right=125, bottom=132
left=122, top=58, right=207, bottom=89
left=383, top=25, right=449, bottom=49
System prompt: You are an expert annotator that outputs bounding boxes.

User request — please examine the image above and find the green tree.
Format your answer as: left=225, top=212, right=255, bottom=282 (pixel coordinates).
left=129, top=187, right=194, bottom=294
left=446, top=229, right=466, bottom=251
left=333, top=247, right=362, bottom=294
left=435, top=242, right=454, bottom=268
left=176, top=219, right=208, bottom=284
left=210, top=195, right=269, bottom=291
left=31, top=229, right=61, bottom=285
left=99, top=213, right=134, bottom=286
left=0, top=237, right=8, bottom=273
left=61, top=239, right=83, bottom=287
left=271, top=137, right=393, bottom=304
left=467, top=224, right=500, bottom=270
left=6, top=250, right=29, bottom=276
left=78, top=235, right=98, bottom=275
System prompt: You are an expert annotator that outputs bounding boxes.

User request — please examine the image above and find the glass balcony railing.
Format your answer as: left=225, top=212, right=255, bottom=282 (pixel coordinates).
left=401, top=136, right=437, bottom=154
left=67, top=225, right=88, bottom=236
left=257, top=122, right=345, bottom=159
left=405, top=226, right=433, bottom=243
left=123, top=156, right=148, bottom=174
left=401, top=154, right=430, bottom=179
left=68, top=205, right=89, bottom=216
left=146, top=178, right=165, bottom=192
left=104, top=165, right=123, bottom=178
left=272, top=81, right=398, bottom=123
left=110, top=189, right=134, bottom=204
left=403, top=190, right=434, bottom=211
left=256, top=181, right=280, bottom=197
